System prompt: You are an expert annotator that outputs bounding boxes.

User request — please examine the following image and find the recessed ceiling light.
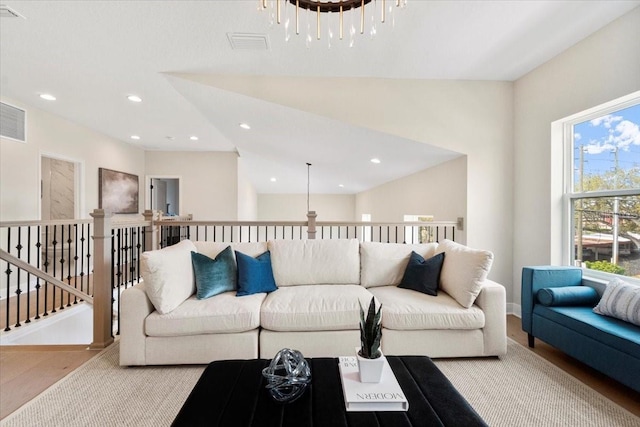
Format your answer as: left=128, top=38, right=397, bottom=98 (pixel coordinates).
left=127, top=95, right=142, bottom=103
left=239, top=123, right=251, bottom=130
left=190, top=136, right=199, bottom=141
left=338, top=184, right=344, bottom=188
left=39, top=93, right=56, bottom=101
left=130, top=135, right=140, bottom=140
left=270, top=177, right=277, bottom=182
left=370, top=158, right=381, bottom=164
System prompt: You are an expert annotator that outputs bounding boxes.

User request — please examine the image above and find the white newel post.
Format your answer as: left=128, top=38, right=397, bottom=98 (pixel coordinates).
left=307, top=211, right=317, bottom=240
left=143, top=209, right=160, bottom=251
left=90, top=209, right=115, bottom=349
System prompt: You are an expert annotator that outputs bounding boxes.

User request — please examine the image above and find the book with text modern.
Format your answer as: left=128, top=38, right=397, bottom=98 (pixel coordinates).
left=338, top=356, right=409, bottom=412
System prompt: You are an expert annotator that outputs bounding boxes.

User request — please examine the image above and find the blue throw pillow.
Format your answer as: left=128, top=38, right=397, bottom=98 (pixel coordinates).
left=191, top=247, right=236, bottom=300
left=537, top=286, right=599, bottom=307
left=235, top=250, right=278, bottom=297
left=398, top=251, right=445, bottom=296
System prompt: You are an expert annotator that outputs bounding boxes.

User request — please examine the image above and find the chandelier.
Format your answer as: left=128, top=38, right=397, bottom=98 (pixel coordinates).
left=260, top=0, right=407, bottom=47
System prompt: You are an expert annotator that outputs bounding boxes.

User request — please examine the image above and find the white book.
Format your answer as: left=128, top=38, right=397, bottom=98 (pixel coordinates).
left=337, top=356, right=409, bottom=412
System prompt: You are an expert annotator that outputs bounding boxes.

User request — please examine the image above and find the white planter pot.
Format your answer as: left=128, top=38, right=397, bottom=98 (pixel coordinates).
left=356, top=348, right=385, bottom=383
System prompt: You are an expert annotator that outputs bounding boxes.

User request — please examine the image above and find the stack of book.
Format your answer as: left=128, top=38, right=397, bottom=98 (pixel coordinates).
left=337, top=356, right=409, bottom=412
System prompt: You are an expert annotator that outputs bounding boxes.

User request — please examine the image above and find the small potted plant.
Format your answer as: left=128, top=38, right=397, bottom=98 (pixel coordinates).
left=356, top=296, right=384, bottom=383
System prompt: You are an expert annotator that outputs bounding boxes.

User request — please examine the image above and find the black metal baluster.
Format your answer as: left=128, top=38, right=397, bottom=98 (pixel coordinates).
left=59, top=224, right=66, bottom=310
left=66, top=224, right=72, bottom=306
left=436, top=227, right=440, bottom=243
left=14, top=227, right=23, bottom=327
left=26, top=227, right=32, bottom=323
left=444, top=226, right=448, bottom=241
left=51, top=225, right=57, bottom=313
left=111, top=230, right=116, bottom=336
left=86, top=223, right=92, bottom=297
left=43, top=226, right=49, bottom=316
left=79, top=224, right=85, bottom=296
left=73, top=224, right=79, bottom=303
left=136, top=226, right=143, bottom=283
left=452, top=226, right=455, bottom=242
left=4, top=228, right=12, bottom=331
left=35, top=226, right=42, bottom=319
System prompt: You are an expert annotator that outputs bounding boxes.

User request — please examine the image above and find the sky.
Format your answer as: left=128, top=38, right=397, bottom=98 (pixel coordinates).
left=573, top=103, right=640, bottom=188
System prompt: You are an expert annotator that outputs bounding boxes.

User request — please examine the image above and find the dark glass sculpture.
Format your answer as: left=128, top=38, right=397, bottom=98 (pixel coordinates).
left=262, top=348, right=311, bottom=403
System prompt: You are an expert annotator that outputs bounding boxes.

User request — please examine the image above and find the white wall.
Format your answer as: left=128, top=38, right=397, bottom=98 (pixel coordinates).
left=355, top=156, right=467, bottom=244
left=237, top=157, right=258, bottom=220
left=513, top=8, right=640, bottom=308
left=0, top=96, right=145, bottom=221
left=187, top=78, right=514, bottom=295
left=258, top=194, right=356, bottom=221
left=144, top=151, right=238, bottom=220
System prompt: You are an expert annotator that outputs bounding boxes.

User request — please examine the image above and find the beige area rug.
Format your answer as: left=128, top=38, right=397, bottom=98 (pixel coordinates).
left=1, top=339, right=638, bottom=427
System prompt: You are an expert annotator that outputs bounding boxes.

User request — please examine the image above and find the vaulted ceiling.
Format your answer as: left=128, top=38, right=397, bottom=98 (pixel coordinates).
left=1, top=1, right=637, bottom=193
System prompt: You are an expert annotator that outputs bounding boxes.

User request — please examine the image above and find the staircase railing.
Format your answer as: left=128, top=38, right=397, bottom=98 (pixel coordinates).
left=0, top=219, right=94, bottom=333
left=2, top=211, right=459, bottom=348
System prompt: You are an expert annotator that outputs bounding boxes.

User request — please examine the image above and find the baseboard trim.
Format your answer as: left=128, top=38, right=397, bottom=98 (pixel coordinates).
left=507, top=303, right=521, bottom=318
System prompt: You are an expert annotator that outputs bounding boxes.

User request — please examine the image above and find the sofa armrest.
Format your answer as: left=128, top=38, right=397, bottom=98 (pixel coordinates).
left=119, top=282, right=154, bottom=366
left=521, top=266, right=582, bottom=334
left=474, top=280, right=507, bottom=356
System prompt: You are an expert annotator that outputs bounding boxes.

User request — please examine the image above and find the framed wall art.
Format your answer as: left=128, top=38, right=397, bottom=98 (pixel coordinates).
left=98, top=168, right=139, bottom=214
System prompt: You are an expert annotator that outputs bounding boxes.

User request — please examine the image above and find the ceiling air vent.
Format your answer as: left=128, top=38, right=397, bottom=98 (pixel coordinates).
left=0, top=5, right=25, bottom=18
left=227, top=33, right=270, bottom=50
left=1, top=102, right=27, bottom=142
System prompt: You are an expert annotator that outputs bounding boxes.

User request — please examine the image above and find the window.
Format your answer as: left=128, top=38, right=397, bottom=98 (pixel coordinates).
left=403, top=215, right=435, bottom=244
left=565, top=99, right=640, bottom=279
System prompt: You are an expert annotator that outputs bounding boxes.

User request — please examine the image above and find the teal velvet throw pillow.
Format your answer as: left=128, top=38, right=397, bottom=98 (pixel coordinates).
left=235, top=250, right=278, bottom=297
left=191, top=247, right=236, bottom=300
left=398, top=251, right=445, bottom=296
left=537, top=286, right=599, bottom=307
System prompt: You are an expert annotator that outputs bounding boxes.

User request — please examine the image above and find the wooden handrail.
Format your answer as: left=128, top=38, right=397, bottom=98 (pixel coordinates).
left=0, top=249, right=93, bottom=305
left=154, top=220, right=457, bottom=227
left=0, top=219, right=93, bottom=227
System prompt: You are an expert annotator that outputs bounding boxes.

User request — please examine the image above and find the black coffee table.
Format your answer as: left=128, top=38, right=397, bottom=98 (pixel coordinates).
left=172, top=355, right=487, bottom=427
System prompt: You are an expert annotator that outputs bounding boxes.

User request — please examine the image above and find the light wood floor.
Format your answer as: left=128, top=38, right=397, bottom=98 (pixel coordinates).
left=0, top=315, right=638, bottom=420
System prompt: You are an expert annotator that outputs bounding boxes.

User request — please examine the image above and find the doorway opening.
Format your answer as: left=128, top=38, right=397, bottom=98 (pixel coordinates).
left=40, top=155, right=82, bottom=220
left=146, top=176, right=181, bottom=216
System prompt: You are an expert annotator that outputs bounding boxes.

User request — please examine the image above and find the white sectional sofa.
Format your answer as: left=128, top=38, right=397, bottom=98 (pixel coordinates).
left=120, top=238, right=506, bottom=366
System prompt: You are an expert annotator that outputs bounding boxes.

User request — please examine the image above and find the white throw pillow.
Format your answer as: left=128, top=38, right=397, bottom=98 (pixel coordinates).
left=435, top=239, right=493, bottom=308
left=268, top=239, right=360, bottom=286
left=593, top=278, right=640, bottom=326
left=141, top=239, right=197, bottom=314
left=360, top=242, right=438, bottom=288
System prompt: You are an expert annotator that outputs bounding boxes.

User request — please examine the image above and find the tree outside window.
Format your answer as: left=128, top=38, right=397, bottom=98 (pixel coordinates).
left=571, top=103, right=640, bottom=278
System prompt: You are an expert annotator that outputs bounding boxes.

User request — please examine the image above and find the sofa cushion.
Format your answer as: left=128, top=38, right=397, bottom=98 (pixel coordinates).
left=398, top=252, right=444, bottom=296
left=268, top=239, right=360, bottom=287
left=537, top=286, right=599, bottom=307
left=141, top=239, right=197, bottom=314
left=145, top=292, right=265, bottom=336
left=261, top=285, right=375, bottom=331
left=194, top=241, right=268, bottom=259
left=191, top=247, right=236, bottom=300
left=235, top=251, right=278, bottom=297
left=360, top=242, right=438, bottom=288
left=593, top=279, right=640, bottom=326
left=534, top=305, right=640, bottom=357
left=369, top=286, right=485, bottom=330
left=435, top=239, right=493, bottom=308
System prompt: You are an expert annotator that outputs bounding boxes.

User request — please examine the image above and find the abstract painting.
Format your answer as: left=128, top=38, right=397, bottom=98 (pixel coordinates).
left=99, top=168, right=139, bottom=214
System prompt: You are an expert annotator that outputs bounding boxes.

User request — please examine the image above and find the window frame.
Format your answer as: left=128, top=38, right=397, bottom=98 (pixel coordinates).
left=561, top=93, right=640, bottom=285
